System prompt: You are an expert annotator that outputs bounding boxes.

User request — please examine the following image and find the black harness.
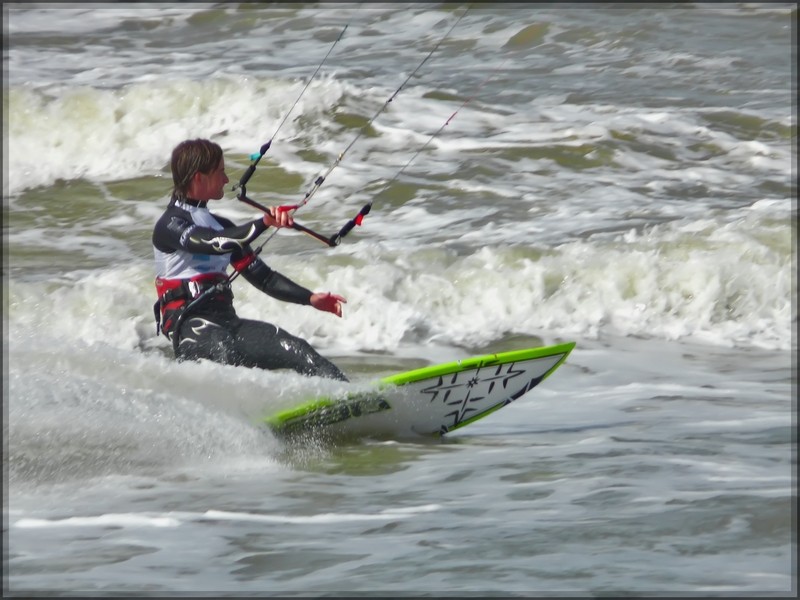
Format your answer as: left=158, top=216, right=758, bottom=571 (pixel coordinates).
left=153, top=275, right=233, bottom=341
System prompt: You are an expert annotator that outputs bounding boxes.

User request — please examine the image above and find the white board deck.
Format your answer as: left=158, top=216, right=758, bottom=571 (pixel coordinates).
left=264, top=342, right=576, bottom=441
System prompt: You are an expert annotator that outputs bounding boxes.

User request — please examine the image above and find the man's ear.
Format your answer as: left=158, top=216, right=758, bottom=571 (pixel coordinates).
left=186, top=170, right=203, bottom=192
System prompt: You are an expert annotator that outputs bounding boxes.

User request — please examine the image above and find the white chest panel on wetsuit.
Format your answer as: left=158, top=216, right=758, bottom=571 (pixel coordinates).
left=154, top=200, right=231, bottom=279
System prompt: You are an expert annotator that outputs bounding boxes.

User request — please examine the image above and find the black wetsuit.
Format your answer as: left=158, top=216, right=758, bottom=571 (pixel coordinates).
left=152, top=198, right=347, bottom=381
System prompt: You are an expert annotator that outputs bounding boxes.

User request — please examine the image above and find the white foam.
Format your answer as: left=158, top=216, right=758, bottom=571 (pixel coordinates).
left=5, top=75, right=347, bottom=195
left=7, top=195, right=793, bottom=355
left=15, top=514, right=181, bottom=528
left=200, top=504, right=440, bottom=524
left=13, top=504, right=442, bottom=529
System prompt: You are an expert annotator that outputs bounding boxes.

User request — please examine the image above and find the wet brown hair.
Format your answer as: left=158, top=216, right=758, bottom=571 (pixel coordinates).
left=170, top=138, right=224, bottom=202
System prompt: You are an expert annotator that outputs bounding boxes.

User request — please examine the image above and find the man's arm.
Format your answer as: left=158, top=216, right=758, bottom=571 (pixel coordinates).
left=153, top=211, right=267, bottom=256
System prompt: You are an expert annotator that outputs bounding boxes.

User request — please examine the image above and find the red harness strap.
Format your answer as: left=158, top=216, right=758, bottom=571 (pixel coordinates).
left=230, top=251, right=256, bottom=272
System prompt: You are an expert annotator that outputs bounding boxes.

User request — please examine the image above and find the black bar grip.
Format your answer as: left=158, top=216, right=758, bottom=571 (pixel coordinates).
left=237, top=163, right=257, bottom=189
left=330, top=218, right=358, bottom=246
left=235, top=141, right=272, bottom=190
left=330, top=203, right=372, bottom=246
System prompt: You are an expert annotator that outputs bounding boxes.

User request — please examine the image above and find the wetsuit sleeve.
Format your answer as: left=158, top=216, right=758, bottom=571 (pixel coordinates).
left=237, top=256, right=313, bottom=306
left=152, top=212, right=267, bottom=256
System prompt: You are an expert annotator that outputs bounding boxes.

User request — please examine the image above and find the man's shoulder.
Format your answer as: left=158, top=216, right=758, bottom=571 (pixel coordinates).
left=153, top=204, right=193, bottom=239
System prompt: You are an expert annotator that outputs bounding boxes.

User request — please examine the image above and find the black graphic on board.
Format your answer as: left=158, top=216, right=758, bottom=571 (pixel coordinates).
left=420, top=362, right=546, bottom=431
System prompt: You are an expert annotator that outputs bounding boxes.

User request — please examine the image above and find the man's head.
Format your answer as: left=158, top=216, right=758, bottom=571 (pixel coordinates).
left=170, top=138, right=229, bottom=202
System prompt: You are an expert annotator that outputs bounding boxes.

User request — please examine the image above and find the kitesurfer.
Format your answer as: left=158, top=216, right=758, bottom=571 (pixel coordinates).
left=152, top=138, right=348, bottom=381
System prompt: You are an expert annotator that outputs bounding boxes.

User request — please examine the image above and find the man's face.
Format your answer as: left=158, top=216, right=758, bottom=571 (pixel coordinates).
left=194, top=160, right=229, bottom=201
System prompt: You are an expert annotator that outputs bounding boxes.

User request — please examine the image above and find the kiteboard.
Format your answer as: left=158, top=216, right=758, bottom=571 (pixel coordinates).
left=263, top=341, right=575, bottom=441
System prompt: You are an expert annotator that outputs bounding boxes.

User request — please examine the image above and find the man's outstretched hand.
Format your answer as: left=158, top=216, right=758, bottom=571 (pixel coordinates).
left=310, top=292, right=347, bottom=317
